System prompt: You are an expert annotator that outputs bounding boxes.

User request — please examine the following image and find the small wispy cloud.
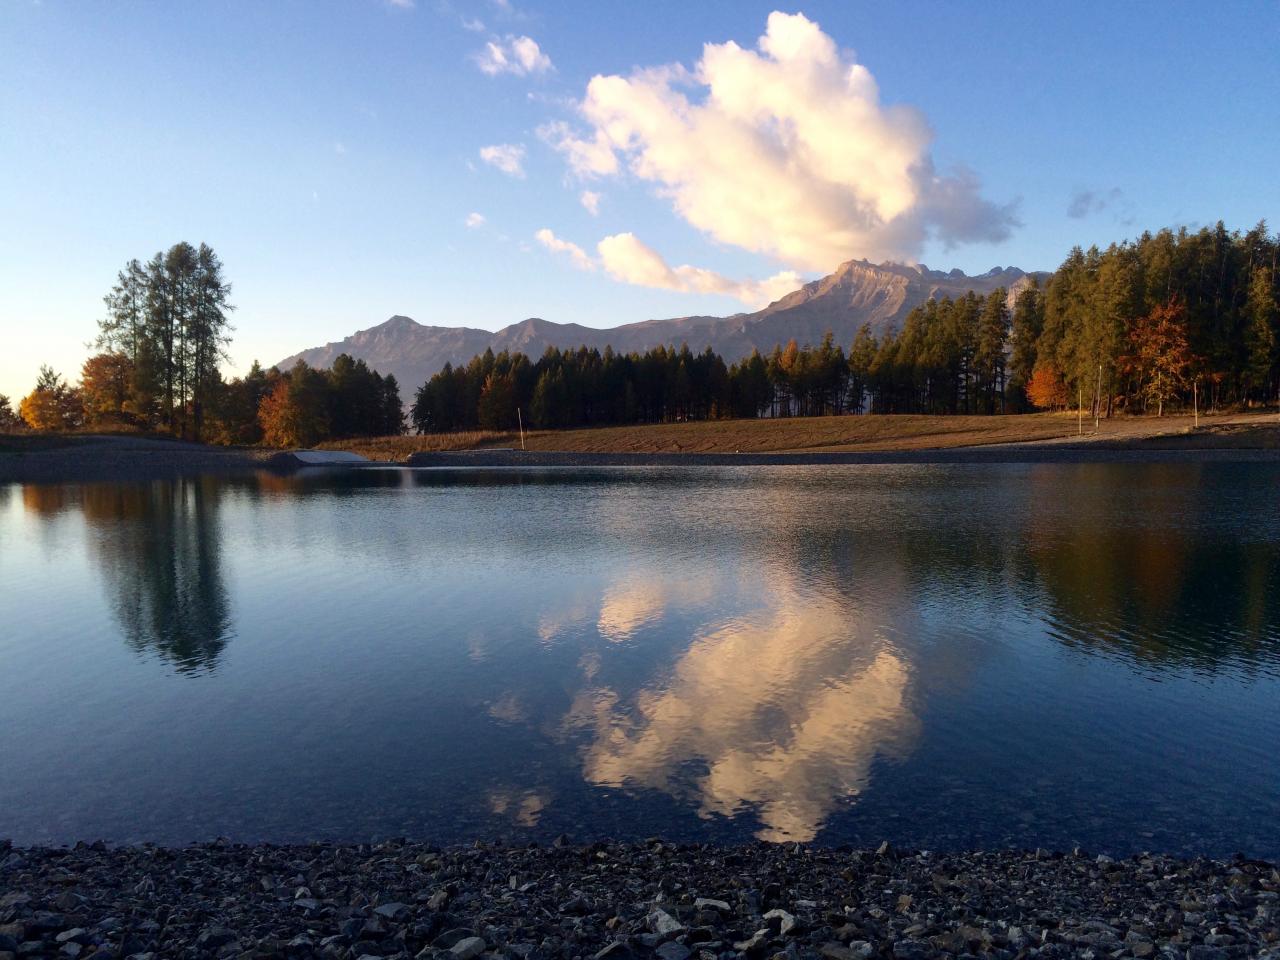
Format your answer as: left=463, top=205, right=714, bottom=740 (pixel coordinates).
left=387, top=0, right=415, bottom=9
left=1067, top=187, right=1124, bottom=219
left=535, top=228, right=595, bottom=271
left=579, top=190, right=601, bottom=216
left=475, top=35, right=552, bottom=76
left=334, top=142, right=347, bottom=156
left=460, top=16, right=485, bottom=31
left=465, top=212, right=486, bottom=228
left=479, top=143, right=526, bottom=178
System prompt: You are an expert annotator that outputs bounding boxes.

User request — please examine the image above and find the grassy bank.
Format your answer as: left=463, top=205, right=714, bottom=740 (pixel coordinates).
left=319, top=411, right=1280, bottom=461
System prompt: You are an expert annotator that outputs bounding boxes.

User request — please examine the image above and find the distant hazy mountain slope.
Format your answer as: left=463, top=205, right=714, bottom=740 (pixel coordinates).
left=277, top=260, right=1045, bottom=391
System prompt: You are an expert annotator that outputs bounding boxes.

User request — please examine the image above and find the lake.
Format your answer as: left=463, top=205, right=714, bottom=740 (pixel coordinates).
left=2, top=464, right=1279, bottom=856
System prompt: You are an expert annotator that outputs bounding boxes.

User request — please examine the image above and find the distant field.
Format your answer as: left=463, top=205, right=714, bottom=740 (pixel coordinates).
left=319, top=411, right=1280, bottom=460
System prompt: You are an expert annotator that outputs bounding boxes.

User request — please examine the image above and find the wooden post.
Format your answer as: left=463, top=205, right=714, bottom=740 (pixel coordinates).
left=517, top=407, right=526, bottom=450
left=1078, top=382, right=1083, bottom=436
left=1094, top=363, right=1102, bottom=433
left=1193, top=380, right=1199, bottom=429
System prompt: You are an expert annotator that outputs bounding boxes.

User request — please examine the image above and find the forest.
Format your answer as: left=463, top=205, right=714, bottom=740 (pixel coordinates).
left=4, top=221, right=1277, bottom=443
left=5, top=242, right=405, bottom=446
left=411, top=222, right=1279, bottom=432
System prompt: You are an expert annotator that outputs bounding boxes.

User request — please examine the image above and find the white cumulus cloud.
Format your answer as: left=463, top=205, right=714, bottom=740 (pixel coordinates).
left=465, top=212, right=486, bottom=228
left=475, top=35, right=553, bottom=76
left=536, top=227, right=799, bottom=307
left=579, top=190, right=601, bottom=216
left=597, top=233, right=800, bottom=308
left=545, top=11, right=1017, bottom=271
left=479, top=143, right=526, bottom=177
left=535, top=228, right=595, bottom=271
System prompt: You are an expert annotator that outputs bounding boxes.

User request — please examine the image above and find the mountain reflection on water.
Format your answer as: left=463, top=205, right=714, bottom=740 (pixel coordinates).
left=1, top=463, right=1278, bottom=852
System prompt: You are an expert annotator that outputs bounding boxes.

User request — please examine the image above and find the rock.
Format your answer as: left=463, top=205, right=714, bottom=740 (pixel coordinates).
left=374, top=901, right=412, bottom=922
left=593, top=940, right=639, bottom=960
left=654, top=943, right=690, bottom=960
left=819, top=943, right=872, bottom=960
left=559, top=895, right=590, bottom=915
left=762, top=909, right=797, bottom=936
left=434, top=928, right=478, bottom=949
left=646, top=908, right=684, bottom=938
left=890, top=940, right=930, bottom=960
left=196, top=927, right=236, bottom=950
left=733, top=929, right=771, bottom=954
left=692, top=899, right=730, bottom=914
left=450, top=936, right=487, bottom=960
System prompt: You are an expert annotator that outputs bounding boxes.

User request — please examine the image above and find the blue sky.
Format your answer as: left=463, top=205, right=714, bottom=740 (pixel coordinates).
left=2, top=0, right=1278, bottom=401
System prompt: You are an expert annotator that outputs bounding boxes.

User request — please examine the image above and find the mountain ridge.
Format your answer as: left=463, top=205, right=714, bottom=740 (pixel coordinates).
left=277, top=259, right=1046, bottom=392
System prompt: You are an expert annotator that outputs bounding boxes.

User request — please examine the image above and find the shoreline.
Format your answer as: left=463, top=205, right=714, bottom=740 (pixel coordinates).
left=2, top=839, right=1276, bottom=958
left=403, top=446, right=1280, bottom=468
left=3, top=430, right=1279, bottom=485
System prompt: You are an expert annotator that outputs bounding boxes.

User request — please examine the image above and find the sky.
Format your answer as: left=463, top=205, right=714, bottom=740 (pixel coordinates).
left=2, top=0, right=1278, bottom=402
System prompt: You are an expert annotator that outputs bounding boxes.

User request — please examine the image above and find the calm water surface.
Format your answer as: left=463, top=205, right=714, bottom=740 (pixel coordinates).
left=2, top=464, right=1279, bottom=855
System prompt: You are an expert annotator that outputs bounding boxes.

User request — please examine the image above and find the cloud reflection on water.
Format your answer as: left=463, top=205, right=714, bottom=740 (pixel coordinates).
left=568, top=575, right=919, bottom=841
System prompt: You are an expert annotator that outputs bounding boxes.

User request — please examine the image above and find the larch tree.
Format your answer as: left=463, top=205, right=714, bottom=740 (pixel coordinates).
left=0, top=395, right=20, bottom=431
left=1244, top=265, right=1277, bottom=401
left=80, top=352, right=136, bottom=424
left=1026, top=361, right=1070, bottom=411
left=1125, top=299, right=1197, bottom=416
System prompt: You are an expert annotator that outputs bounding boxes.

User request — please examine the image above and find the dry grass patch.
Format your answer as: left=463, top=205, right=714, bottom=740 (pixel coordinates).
left=316, top=411, right=1280, bottom=460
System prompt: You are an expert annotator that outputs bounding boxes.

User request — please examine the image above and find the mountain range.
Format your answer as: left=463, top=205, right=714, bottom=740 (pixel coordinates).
left=277, top=259, right=1045, bottom=392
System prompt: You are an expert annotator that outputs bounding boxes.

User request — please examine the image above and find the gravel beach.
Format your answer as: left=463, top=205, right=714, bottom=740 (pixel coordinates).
left=2, top=840, right=1277, bottom=959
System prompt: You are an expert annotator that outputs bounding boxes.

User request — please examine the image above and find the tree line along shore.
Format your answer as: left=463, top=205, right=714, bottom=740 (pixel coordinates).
left=2, top=221, right=1278, bottom=449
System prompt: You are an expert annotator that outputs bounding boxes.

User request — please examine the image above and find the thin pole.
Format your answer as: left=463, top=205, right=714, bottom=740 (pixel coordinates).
left=1094, top=363, right=1102, bottom=433
left=517, top=407, right=526, bottom=450
left=1193, top=379, right=1199, bottom=429
left=1078, top=382, right=1083, bottom=436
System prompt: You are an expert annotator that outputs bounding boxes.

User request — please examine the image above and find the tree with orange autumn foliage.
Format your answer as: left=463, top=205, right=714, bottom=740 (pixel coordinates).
left=257, top=362, right=330, bottom=448
left=1124, top=299, right=1197, bottom=416
left=1026, top=361, right=1070, bottom=410
left=79, top=352, right=136, bottom=425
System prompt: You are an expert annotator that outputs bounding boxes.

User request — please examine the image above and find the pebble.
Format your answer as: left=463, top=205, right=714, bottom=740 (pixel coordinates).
left=1, top=840, right=1278, bottom=958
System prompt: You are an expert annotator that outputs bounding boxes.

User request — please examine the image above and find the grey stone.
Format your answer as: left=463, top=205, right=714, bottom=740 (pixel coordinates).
left=375, top=901, right=412, bottom=922
left=763, top=909, right=797, bottom=936
left=646, top=909, right=684, bottom=938
left=450, top=936, right=487, bottom=960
